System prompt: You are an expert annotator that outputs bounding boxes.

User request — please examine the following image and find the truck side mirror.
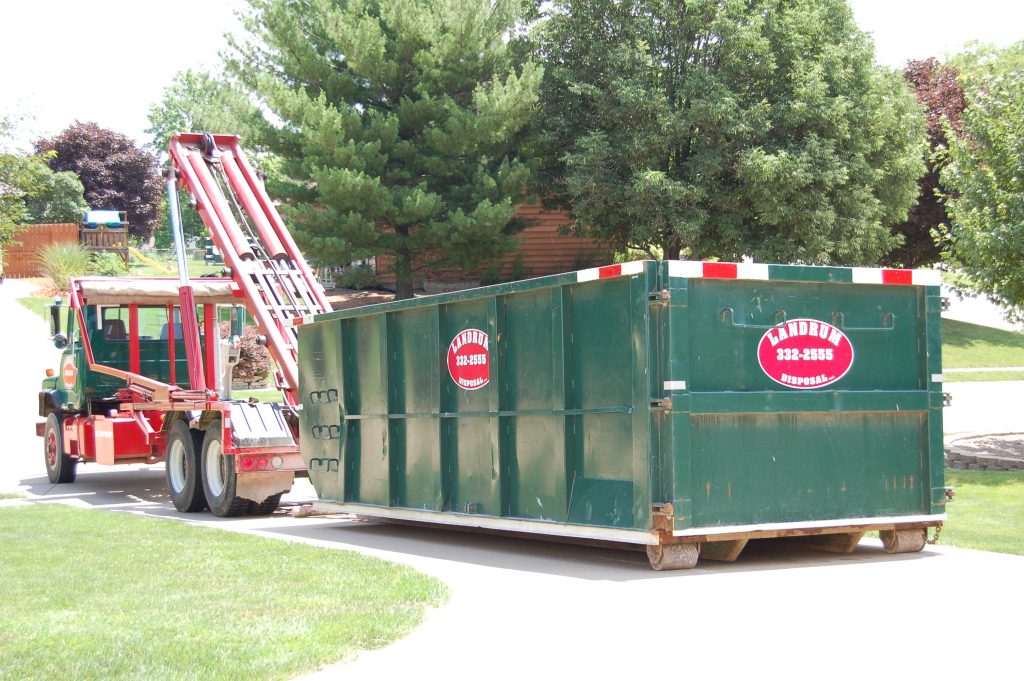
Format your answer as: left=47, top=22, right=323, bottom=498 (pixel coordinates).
left=52, top=333, right=68, bottom=349
left=49, top=296, right=63, bottom=336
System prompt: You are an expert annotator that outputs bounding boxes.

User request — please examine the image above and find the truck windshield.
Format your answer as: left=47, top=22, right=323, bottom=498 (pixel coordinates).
left=100, top=306, right=182, bottom=341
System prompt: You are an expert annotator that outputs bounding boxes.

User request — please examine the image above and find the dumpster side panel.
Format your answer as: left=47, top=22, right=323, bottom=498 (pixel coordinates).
left=387, top=308, right=442, bottom=510
left=563, top=276, right=650, bottom=529
left=502, top=289, right=566, bottom=521
left=343, top=315, right=389, bottom=506
left=440, top=299, right=499, bottom=515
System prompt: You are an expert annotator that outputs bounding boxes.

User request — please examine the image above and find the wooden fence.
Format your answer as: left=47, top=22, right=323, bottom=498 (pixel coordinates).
left=1, top=223, right=78, bottom=278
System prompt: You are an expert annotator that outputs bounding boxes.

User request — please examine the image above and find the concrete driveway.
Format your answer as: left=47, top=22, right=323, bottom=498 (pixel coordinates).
left=2, top=278, right=1021, bottom=679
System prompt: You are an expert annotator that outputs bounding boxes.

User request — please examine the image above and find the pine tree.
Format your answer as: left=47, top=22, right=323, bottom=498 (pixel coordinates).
left=230, top=0, right=542, bottom=298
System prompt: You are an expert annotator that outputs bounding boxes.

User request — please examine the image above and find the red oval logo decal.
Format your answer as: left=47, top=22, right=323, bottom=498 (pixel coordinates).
left=62, top=358, right=78, bottom=389
left=757, top=319, right=854, bottom=389
left=447, top=328, right=490, bottom=391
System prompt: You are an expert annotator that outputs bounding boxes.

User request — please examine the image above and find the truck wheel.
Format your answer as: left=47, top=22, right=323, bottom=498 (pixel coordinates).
left=43, top=413, right=76, bottom=484
left=248, top=494, right=282, bottom=516
left=880, top=528, right=927, bottom=554
left=646, top=542, right=700, bottom=570
left=166, top=420, right=206, bottom=512
left=201, top=420, right=248, bottom=517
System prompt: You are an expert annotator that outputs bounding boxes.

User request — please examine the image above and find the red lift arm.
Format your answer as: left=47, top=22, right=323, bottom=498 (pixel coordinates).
left=167, top=133, right=331, bottom=407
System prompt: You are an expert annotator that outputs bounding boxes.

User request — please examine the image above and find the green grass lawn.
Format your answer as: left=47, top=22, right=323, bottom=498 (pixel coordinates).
left=0, top=492, right=25, bottom=500
left=17, top=295, right=51, bottom=321
left=129, top=260, right=226, bottom=278
left=942, top=318, right=1024, bottom=370
left=942, top=470, right=1024, bottom=555
left=0, top=504, right=447, bottom=681
left=233, top=388, right=285, bottom=403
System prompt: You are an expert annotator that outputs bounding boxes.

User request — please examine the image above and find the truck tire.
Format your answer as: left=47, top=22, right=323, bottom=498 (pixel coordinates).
left=166, top=420, right=206, bottom=512
left=201, top=419, right=248, bottom=517
left=248, top=494, right=282, bottom=516
left=43, top=413, right=76, bottom=484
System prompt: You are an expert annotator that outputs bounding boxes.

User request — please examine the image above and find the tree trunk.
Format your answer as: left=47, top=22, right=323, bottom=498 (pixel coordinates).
left=662, top=235, right=682, bottom=261
left=394, top=250, right=415, bottom=300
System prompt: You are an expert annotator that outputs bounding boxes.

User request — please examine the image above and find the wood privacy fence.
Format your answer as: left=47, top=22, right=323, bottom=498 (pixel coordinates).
left=1, top=223, right=78, bottom=278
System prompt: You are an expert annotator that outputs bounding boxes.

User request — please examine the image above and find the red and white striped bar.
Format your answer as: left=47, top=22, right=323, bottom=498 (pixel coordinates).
left=667, top=261, right=770, bottom=280
left=850, top=267, right=941, bottom=286
left=576, top=261, right=645, bottom=282
left=658, top=260, right=942, bottom=286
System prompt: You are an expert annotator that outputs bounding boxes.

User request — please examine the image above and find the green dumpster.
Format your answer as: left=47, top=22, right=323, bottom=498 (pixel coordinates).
left=298, top=260, right=947, bottom=569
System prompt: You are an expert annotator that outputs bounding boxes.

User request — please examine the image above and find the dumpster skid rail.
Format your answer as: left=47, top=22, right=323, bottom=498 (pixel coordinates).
left=296, top=259, right=948, bottom=570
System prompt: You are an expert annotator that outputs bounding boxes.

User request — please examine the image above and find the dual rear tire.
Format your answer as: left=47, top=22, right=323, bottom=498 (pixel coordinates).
left=166, top=418, right=279, bottom=517
left=200, top=421, right=249, bottom=517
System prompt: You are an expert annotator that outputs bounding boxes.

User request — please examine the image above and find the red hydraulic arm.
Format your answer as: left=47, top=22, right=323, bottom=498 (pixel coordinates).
left=168, top=133, right=331, bottom=406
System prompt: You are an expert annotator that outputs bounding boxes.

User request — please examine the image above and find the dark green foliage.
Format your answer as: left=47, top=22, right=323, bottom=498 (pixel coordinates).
left=336, top=265, right=381, bottom=291
left=229, top=0, right=542, bottom=298
left=35, top=122, right=163, bottom=240
left=91, top=251, right=130, bottom=276
left=532, top=0, right=926, bottom=265
left=883, top=58, right=965, bottom=268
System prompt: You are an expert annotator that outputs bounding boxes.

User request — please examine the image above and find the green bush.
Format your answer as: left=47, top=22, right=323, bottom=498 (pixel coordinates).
left=91, top=251, right=130, bottom=276
left=336, top=264, right=380, bottom=290
left=36, top=242, right=92, bottom=293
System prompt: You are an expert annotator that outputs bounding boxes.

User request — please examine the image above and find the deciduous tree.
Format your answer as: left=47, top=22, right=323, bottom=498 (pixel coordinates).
left=532, top=0, right=926, bottom=265
left=146, top=69, right=265, bottom=154
left=883, top=58, right=965, bottom=268
left=942, top=43, right=1024, bottom=320
left=1, top=118, right=87, bottom=241
left=1, top=117, right=39, bottom=244
left=24, top=167, right=90, bottom=224
left=229, top=0, right=542, bottom=298
left=35, top=122, right=163, bottom=240
left=147, top=70, right=267, bottom=248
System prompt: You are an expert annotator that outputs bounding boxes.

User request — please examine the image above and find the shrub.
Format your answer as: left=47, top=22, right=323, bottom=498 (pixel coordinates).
left=219, top=321, right=272, bottom=383
left=92, top=251, right=129, bottom=276
left=336, top=264, right=380, bottom=290
left=37, top=242, right=92, bottom=293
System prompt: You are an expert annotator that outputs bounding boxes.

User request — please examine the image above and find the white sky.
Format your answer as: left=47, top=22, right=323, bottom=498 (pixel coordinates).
left=1, top=0, right=1022, bottom=152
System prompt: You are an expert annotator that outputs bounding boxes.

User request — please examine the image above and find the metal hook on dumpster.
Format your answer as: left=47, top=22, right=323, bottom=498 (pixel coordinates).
left=830, top=311, right=895, bottom=331
left=718, top=307, right=787, bottom=329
